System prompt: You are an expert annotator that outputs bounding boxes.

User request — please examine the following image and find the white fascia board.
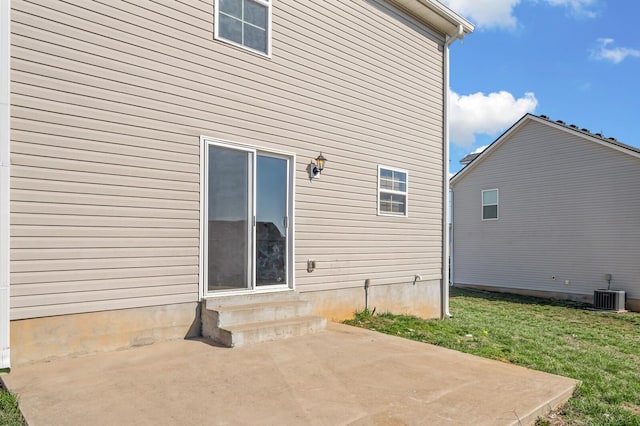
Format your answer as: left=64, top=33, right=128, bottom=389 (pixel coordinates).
left=387, top=0, right=474, bottom=37
left=0, top=0, right=11, bottom=371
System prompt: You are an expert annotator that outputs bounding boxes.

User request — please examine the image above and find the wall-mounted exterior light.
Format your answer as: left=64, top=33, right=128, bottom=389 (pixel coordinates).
left=309, top=153, right=327, bottom=179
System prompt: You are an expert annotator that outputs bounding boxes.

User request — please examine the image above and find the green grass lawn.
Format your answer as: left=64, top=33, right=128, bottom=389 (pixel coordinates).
left=344, top=287, right=640, bottom=425
left=0, top=387, right=23, bottom=426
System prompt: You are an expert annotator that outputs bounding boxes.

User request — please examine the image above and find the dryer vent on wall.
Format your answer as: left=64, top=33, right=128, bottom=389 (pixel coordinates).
left=593, top=290, right=625, bottom=311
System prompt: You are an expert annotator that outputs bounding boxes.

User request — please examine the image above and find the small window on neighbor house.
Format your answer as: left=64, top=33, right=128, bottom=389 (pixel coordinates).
left=215, top=0, right=271, bottom=56
left=482, top=189, right=498, bottom=220
left=378, top=166, right=408, bottom=216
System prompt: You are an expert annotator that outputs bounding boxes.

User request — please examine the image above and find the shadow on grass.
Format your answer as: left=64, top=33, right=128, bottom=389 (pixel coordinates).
left=450, top=286, right=594, bottom=311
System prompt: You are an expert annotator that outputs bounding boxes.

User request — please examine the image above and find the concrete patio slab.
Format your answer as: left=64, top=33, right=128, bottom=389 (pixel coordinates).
left=3, top=322, right=577, bottom=426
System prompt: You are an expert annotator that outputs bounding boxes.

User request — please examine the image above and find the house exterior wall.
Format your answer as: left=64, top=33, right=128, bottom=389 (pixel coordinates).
left=9, top=0, right=447, bottom=344
left=451, top=119, right=640, bottom=310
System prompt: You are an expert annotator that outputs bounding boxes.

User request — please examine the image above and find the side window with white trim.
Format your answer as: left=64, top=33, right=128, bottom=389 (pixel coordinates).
left=482, top=189, right=498, bottom=220
left=215, top=0, right=271, bottom=56
left=378, top=166, right=408, bottom=217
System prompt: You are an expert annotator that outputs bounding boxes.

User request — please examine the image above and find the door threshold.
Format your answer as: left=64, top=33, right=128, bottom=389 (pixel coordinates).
left=204, top=287, right=293, bottom=299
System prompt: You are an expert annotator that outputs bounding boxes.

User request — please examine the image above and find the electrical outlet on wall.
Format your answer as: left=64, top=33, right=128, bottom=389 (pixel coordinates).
left=564, top=280, right=570, bottom=285
left=307, top=259, right=316, bottom=273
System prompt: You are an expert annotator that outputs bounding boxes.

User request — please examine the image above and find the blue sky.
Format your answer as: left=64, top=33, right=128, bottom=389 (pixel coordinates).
left=442, top=0, right=640, bottom=174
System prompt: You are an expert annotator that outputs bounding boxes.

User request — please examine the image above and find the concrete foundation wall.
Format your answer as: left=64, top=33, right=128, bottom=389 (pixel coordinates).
left=301, top=280, right=442, bottom=321
left=455, top=283, right=640, bottom=312
left=627, top=298, right=640, bottom=312
left=11, top=281, right=443, bottom=365
left=11, top=302, right=200, bottom=366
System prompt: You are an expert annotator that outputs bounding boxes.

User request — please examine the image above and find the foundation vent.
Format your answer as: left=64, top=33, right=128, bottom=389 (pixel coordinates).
left=593, top=290, right=625, bottom=311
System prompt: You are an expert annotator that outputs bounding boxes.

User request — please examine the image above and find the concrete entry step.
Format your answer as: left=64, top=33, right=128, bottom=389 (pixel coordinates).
left=206, top=299, right=313, bottom=327
left=208, top=316, right=327, bottom=348
left=202, top=291, right=327, bottom=347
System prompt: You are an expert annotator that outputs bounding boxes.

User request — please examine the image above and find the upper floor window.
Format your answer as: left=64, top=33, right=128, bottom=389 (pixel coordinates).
left=378, top=166, right=408, bottom=217
left=215, top=0, right=271, bottom=56
left=482, top=189, right=498, bottom=220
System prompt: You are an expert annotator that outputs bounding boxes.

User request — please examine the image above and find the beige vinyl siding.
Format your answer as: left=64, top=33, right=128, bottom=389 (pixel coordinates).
left=10, top=0, right=445, bottom=318
left=452, top=120, right=640, bottom=300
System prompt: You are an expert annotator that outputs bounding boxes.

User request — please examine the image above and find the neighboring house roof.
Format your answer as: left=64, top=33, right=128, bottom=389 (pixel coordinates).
left=451, top=113, right=640, bottom=184
left=459, top=153, right=480, bottom=166
left=387, top=0, right=475, bottom=37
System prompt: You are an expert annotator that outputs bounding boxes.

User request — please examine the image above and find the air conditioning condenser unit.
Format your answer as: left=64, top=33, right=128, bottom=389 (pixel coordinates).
left=593, top=289, right=625, bottom=311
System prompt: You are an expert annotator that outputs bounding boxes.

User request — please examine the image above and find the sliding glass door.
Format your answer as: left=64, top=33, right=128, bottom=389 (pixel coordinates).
left=256, top=155, right=288, bottom=287
left=204, top=141, right=291, bottom=294
left=206, top=145, right=253, bottom=291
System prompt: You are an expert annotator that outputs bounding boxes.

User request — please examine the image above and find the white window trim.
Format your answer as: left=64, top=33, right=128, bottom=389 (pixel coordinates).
left=198, top=136, right=295, bottom=299
left=214, top=0, right=273, bottom=58
left=481, top=188, right=499, bottom=221
left=377, top=165, right=409, bottom=217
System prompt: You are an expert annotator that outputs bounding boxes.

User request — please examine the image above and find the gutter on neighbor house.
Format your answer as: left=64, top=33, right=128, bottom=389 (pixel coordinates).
left=441, top=24, right=465, bottom=320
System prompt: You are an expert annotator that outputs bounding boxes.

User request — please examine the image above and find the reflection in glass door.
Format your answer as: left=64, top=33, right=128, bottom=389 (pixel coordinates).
left=207, top=145, right=253, bottom=292
left=256, top=155, right=288, bottom=286
left=205, top=141, right=291, bottom=293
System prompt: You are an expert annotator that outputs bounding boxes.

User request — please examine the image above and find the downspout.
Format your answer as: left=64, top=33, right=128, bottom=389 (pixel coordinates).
left=0, top=0, right=11, bottom=371
left=441, top=24, right=464, bottom=319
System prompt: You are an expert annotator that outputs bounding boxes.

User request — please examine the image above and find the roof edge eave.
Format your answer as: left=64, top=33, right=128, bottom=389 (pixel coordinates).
left=386, top=0, right=474, bottom=37
left=451, top=113, right=640, bottom=186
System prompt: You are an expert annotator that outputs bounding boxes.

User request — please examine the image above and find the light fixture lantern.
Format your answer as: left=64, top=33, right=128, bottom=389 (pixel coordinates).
left=309, top=153, right=327, bottom=179
left=316, top=153, right=326, bottom=172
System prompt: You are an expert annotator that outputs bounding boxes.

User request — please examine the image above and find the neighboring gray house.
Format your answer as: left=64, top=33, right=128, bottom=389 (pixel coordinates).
left=0, top=1, right=473, bottom=368
left=450, top=113, right=639, bottom=312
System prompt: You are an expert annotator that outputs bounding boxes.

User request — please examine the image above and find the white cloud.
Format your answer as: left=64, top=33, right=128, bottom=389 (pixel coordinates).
left=544, top=0, right=597, bottom=18
left=441, top=0, right=597, bottom=30
left=449, top=90, right=538, bottom=147
left=472, top=145, right=489, bottom=154
left=442, top=0, right=520, bottom=30
left=591, top=38, right=640, bottom=64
